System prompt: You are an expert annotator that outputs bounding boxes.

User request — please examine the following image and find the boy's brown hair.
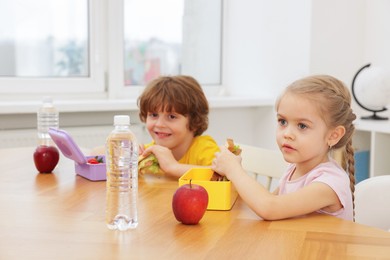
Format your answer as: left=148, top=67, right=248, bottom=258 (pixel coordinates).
left=137, top=75, right=209, bottom=136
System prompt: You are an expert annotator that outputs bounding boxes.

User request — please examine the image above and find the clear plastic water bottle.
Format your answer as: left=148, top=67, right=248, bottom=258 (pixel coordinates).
left=105, top=115, right=139, bottom=230
left=37, top=96, right=59, bottom=146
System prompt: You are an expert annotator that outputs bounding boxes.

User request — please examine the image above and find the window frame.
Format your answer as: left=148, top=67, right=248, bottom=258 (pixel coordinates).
left=108, top=0, right=224, bottom=99
left=0, top=0, right=224, bottom=101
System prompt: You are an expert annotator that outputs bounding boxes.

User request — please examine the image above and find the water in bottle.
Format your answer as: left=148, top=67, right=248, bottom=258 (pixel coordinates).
left=105, top=115, right=138, bottom=230
left=37, top=96, right=59, bottom=146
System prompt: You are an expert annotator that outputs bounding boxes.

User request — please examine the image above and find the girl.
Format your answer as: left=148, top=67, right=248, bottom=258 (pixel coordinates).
left=138, top=75, right=220, bottom=179
left=212, top=75, right=357, bottom=221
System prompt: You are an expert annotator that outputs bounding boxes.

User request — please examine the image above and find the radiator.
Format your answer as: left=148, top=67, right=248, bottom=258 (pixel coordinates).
left=0, top=125, right=149, bottom=150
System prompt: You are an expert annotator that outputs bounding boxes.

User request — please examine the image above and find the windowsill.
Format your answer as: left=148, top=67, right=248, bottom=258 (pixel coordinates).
left=0, top=96, right=274, bottom=114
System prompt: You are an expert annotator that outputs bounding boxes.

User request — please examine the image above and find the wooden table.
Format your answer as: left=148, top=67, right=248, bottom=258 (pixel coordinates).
left=1, top=147, right=390, bottom=259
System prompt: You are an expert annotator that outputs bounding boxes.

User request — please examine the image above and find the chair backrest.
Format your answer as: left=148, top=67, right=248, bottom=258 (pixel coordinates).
left=355, top=175, right=390, bottom=231
left=238, top=143, right=288, bottom=191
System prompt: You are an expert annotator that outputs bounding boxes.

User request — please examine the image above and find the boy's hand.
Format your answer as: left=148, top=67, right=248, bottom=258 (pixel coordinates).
left=138, top=145, right=177, bottom=175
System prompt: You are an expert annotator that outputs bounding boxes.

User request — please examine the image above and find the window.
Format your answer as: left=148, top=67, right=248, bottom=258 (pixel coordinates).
left=0, top=0, right=104, bottom=96
left=0, top=1, right=88, bottom=77
left=124, top=0, right=222, bottom=86
left=0, top=0, right=222, bottom=99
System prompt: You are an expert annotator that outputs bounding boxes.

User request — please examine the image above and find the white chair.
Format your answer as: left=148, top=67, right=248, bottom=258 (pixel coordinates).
left=355, top=175, right=390, bottom=231
left=238, top=143, right=288, bottom=191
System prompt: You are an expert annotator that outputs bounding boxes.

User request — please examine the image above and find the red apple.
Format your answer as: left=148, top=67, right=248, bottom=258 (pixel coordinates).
left=172, top=181, right=208, bottom=225
left=33, top=145, right=60, bottom=173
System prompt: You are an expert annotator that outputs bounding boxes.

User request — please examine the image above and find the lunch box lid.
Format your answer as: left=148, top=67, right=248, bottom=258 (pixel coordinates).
left=48, top=128, right=87, bottom=164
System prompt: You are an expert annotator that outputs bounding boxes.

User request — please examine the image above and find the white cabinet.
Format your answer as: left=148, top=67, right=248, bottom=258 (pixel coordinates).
left=354, top=119, right=390, bottom=177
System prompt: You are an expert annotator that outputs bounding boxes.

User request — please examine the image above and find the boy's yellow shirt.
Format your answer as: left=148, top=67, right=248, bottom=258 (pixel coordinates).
left=144, top=135, right=220, bottom=167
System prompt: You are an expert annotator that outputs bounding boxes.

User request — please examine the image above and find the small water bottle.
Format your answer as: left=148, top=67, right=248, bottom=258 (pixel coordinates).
left=37, top=96, right=59, bottom=146
left=105, top=115, right=139, bottom=230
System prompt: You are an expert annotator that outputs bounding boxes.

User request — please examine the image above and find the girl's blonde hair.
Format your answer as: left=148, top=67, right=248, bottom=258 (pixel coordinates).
left=276, top=75, right=357, bottom=217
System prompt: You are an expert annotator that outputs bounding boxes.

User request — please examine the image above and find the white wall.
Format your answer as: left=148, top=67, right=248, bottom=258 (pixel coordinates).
left=223, top=0, right=390, bottom=97
left=222, top=0, right=390, bottom=146
left=207, top=106, right=278, bottom=149
left=365, top=0, right=390, bottom=69
left=224, top=0, right=311, bottom=98
left=310, top=0, right=366, bottom=83
left=223, top=0, right=311, bottom=100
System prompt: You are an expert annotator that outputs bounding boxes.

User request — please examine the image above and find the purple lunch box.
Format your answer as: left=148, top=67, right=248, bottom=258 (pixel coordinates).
left=48, top=128, right=106, bottom=181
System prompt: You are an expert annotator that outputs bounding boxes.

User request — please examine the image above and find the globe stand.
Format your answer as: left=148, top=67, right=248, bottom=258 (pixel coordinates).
left=351, top=63, right=389, bottom=121
left=361, top=111, right=388, bottom=120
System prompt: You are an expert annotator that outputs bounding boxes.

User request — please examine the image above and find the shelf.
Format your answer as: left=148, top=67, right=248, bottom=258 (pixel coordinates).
left=355, top=118, right=390, bottom=134
left=354, top=118, right=390, bottom=178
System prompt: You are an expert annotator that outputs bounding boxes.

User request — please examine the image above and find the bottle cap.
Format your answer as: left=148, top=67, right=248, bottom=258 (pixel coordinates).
left=42, top=96, right=53, bottom=104
left=114, top=115, right=130, bottom=125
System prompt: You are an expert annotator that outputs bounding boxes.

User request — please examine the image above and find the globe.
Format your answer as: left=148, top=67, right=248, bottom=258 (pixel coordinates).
left=352, top=64, right=390, bottom=120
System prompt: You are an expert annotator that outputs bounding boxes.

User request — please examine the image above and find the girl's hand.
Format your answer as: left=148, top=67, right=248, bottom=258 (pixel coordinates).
left=211, top=146, right=242, bottom=180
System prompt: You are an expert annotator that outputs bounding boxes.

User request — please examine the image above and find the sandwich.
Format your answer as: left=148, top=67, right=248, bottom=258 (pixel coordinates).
left=210, top=138, right=241, bottom=181
left=138, top=153, right=164, bottom=175
left=225, top=138, right=242, bottom=156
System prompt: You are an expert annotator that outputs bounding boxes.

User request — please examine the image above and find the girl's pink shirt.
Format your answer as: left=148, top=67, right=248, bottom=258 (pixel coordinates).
left=278, top=158, right=353, bottom=221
